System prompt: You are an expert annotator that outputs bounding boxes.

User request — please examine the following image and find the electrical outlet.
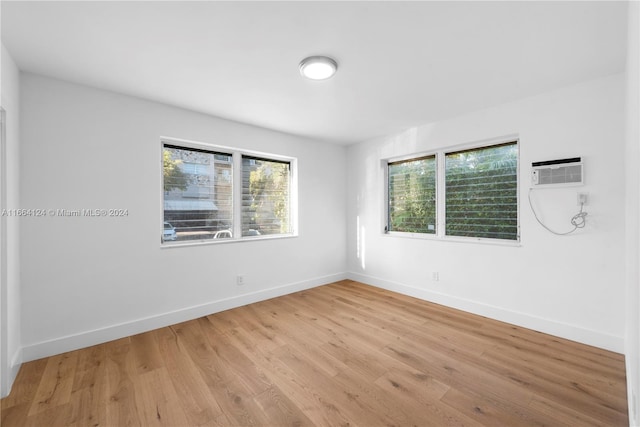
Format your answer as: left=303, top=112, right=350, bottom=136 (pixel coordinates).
left=432, top=272, right=439, bottom=281
left=236, top=275, right=246, bottom=286
left=577, top=192, right=588, bottom=206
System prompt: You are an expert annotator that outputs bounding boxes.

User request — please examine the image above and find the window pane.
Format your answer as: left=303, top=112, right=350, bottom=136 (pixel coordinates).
left=241, top=157, right=290, bottom=236
left=445, top=142, right=518, bottom=240
left=163, top=145, right=233, bottom=242
left=388, top=155, right=437, bottom=234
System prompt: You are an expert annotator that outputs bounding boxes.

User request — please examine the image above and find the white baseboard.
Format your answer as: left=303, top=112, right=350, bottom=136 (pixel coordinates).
left=9, top=347, right=21, bottom=382
left=20, top=270, right=623, bottom=363
left=626, top=354, right=639, bottom=426
left=0, top=348, right=22, bottom=398
left=347, top=272, right=624, bottom=354
left=21, top=272, right=347, bottom=363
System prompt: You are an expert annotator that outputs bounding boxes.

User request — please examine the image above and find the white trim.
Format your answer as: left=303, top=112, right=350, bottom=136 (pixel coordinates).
left=160, top=135, right=294, bottom=165
left=21, top=273, right=347, bottom=363
left=160, top=136, right=298, bottom=246
left=436, top=149, right=445, bottom=237
left=443, top=137, right=520, bottom=242
left=159, top=140, right=165, bottom=245
left=386, top=150, right=438, bottom=165
left=382, top=231, right=522, bottom=247
left=382, top=153, right=439, bottom=235
left=15, top=270, right=624, bottom=369
left=0, top=108, right=8, bottom=398
left=8, top=347, right=22, bottom=389
left=288, top=157, right=299, bottom=236
left=0, top=109, right=19, bottom=398
left=380, top=158, right=389, bottom=234
left=382, top=135, right=521, bottom=244
left=440, top=133, right=520, bottom=157
left=232, top=150, right=242, bottom=239
left=347, top=271, right=624, bottom=354
left=160, top=233, right=297, bottom=249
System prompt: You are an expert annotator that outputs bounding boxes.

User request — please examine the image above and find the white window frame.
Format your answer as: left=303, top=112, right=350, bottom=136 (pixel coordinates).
left=160, top=137, right=298, bottom=247
left=383, top=136, right=520, bottom=245
left=383, top=151, right=439, bottom=239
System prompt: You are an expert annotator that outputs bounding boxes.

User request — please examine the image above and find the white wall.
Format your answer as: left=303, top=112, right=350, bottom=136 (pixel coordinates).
left=19, top=73, right=347, bottom=361
left=0, top=44, right=21, bottom=397
left=347, top=73, right=626, bottom=352
left=625, top=0, right=640, bottom=424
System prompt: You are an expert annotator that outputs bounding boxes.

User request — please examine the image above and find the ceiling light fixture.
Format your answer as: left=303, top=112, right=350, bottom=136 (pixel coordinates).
left=299, top=56, right=338, bottom=80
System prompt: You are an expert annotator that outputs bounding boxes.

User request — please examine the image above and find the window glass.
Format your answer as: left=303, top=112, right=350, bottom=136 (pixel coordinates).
left=445, top=142, right=518, bottom=240
left=241, top=156, right=291, bottom=237
left=388, top=155, right=437, bottom=233
left=163, top=145, right=233, bottom=242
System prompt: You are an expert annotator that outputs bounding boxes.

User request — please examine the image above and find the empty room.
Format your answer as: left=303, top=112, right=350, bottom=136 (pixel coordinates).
left=1, top=1, right=639, bottom=426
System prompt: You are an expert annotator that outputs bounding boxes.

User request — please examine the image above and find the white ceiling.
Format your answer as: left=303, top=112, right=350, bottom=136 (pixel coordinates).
left=1, top=1, right=628, bottom=145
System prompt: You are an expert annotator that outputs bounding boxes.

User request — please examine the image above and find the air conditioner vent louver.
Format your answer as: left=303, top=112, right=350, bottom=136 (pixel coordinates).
left=531, top=157, right=583, bottom=187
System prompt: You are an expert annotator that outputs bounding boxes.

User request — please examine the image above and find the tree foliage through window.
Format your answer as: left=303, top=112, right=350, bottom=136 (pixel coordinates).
left=386, top=141, right=519, bottom=241
left=388, top=156, right=437, bottom=233
left=445, top=142, right=518, bottom=240
left=242, top=157, right=290, bottom=236
left=163, top=149, right=190, bottom=192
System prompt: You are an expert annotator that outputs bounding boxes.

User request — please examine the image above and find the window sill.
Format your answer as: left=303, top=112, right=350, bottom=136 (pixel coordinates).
left=160, top=233, right=298, bottom=249
left=383, top=231, right=521, bottom=247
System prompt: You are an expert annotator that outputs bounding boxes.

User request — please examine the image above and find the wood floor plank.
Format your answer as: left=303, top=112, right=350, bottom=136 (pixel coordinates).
left=0, top=358, right=47, bottom=409
left=24, top=403, right=73, bottom=427
left=130, top=331, right=164, bottom=375
left=253, top=385, right=315, bottom=427
left=0, top=403, right=31, bottom=427
left=168, top=320, right=237, bottom=387
left=441, top=387, right=541, bottom=427
left=248, top=346, right=355, bottom=427
left=104, top=337, right=142, bottom=427
left=528, top=393, right=609, bottom=427
left=330, top=368, right=427, bottom=426
left=481, top=347, right=628, bottom=411
left=271, top=344, right=383, bottom=426
left=382, top=334, right=537, bottom=406
left=71, top=343, right=106, bottom=393
left=373, top=366, right=450, bottom=403
left=205, top=379, right=271, bottom=426
left=153, top=327, right=224, bottom=425
left=67, top=383, right=107, bottom=427
left=408, top=319, right=491, bottom=358
left=0, top=280, right=629, bottom=426
left=373, top=370, right=483, bottom=427
left=27, top=351, right=78, bottom=416
left=489, top=336, right=626, bottom=388
left=197, top=317, right=274, bottom=396
left=134, top=367, right=190, bottom=426
left=226, top=318, right=348, bottom=379
left=221, top=305, right=288, bottom=353
left=68, top=345, right=108, bottom=427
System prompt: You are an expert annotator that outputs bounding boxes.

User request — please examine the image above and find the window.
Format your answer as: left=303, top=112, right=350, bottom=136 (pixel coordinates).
left=387, top=155, right=436, bottom=233
left=242, top=156, right=291, bottom=237
left=162, top=140, right=295, bottom=244
left=163, top=144, right=233, bottom=242
left=445, top=142, right=518, bottom=240
left=385, top=140, right=519, bottom=242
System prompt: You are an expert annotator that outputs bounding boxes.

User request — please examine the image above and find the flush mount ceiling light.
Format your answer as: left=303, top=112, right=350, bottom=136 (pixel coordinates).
left=299, top=56, right=338, bottom=80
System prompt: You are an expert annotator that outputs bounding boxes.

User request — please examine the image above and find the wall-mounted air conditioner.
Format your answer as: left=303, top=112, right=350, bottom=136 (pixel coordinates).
left=531, top=157, right=583, bottom=187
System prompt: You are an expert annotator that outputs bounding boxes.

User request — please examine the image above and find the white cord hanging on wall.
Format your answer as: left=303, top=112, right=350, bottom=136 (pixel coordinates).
left=528, top=188, right=588, bottom=235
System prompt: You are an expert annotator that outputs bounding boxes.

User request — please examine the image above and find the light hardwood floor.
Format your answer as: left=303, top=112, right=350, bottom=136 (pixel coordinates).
left=0, top=280, right=629, bottom=426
